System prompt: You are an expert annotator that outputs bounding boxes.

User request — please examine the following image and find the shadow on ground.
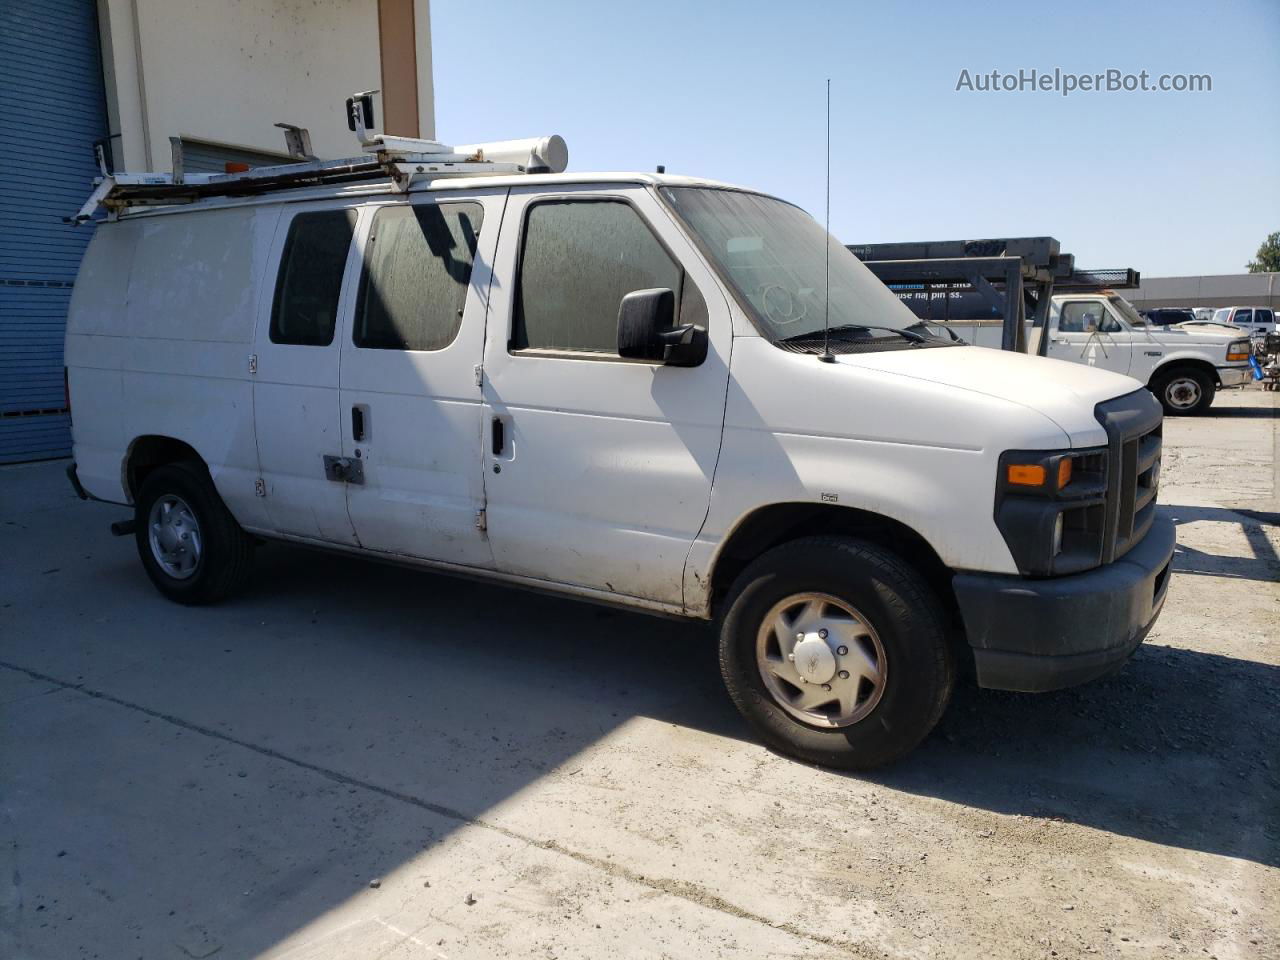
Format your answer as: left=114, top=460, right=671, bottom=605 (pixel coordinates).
left=1203, top=401, right=1277, bottom=419
left=5, top=487, right=1278, bottom=958
left=877, top=643, right=1278, bottom=868
left=1163, top=503, right=1280, bottom=580
left=184, top=540, right=1280, bottom=874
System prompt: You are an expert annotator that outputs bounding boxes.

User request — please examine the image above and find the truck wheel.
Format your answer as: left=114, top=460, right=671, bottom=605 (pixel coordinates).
left=718, top=536, right=954, bottom=769
left=1151, top=367, right=1214, bottom=416
left=134, top=462, right=253, bottom=605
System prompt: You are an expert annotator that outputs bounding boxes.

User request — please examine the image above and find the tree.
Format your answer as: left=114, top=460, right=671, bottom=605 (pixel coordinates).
left=1247, top=232, right=1280, bottom=273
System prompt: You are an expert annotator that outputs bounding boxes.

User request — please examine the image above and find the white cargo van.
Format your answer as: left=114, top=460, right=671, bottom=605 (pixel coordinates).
left=945, top=293, right=1254, bottom=416
left=1211, top=306, right=1277, bottom=339
left=65, top=133, right=1174, bottom=768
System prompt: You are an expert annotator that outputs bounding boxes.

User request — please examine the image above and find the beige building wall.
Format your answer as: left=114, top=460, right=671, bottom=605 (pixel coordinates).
left=1124, top=273, right=1279, bottom=310
left=97, top=0, right=433, bottom=173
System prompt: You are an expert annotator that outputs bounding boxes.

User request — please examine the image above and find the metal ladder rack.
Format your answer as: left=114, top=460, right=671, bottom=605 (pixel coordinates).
left=1053, top=267, right=1142, bottom=292
left=850, top=237, right=1140, bottom=355
left=72, top=149, right=524, bottom=223
left=72, top=91, right=567, bottom=223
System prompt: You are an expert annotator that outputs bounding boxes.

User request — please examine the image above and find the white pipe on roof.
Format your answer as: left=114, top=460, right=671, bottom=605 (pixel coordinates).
left=451, top=136, right=569, bottom=173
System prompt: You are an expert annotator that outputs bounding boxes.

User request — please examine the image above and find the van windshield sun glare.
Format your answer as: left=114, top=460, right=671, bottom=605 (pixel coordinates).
left=660, top=186, right=956, bottom=352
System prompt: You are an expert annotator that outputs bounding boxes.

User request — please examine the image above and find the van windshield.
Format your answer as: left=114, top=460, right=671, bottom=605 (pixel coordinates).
left=659, top=187, right=935, bottom=350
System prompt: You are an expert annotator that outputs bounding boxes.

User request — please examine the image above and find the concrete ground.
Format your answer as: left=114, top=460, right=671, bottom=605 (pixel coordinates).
left=1, top=388, right=1276, bottom=960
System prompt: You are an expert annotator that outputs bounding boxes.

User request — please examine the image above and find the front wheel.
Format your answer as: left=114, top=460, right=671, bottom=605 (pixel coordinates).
left=718, top=536, right=954, bottom=769
left=1151, top=367, right=1215, bottom=416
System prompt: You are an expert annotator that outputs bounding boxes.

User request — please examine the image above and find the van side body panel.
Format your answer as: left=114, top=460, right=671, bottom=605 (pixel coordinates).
left=67, top=178, right=1160, bottom=632
left=66, top=207, right=277, bottom=527
left=65, top=220, right=140, bottom=501
left=337, top=191, right=506, bottom=566
left=478, top=184, right=735, bottom=607
left=681, top=336, right=1065, bottom=614
left=249, top=201, right=361, bottom=544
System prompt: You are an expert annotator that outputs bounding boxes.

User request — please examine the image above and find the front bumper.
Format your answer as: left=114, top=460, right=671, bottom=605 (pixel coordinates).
left=1217, top=365, right=1251, bottom=387
left=953, top=515, right=1175, bottom=692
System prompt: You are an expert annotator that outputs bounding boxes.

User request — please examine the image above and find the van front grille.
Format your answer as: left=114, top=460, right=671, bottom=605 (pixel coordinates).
left=1094, top=391, right=1163, bottom=563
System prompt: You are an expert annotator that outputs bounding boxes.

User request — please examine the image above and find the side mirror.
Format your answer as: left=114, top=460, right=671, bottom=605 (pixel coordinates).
left=617, top=288, right=707, bottom=366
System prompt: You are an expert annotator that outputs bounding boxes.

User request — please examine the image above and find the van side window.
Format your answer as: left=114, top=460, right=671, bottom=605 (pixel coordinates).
left=270, top=210, right=356, bottom=346
left=355, top=201, right=483, bottom=351
left=512, top=200, right=685, bottom=354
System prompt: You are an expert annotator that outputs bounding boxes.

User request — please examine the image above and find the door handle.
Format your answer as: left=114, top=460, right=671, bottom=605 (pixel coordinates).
left=492, top=416, right=505, bottom=456
left=352, top=405, right=366, bottom=442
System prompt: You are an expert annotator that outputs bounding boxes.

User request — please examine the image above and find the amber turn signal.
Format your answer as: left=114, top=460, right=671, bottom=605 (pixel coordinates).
left=1056, top=457, right=1073, bottom=490
left=1006, top=464, right=1046, bottom=486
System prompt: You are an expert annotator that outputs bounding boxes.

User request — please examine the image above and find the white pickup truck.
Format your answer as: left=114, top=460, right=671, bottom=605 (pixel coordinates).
left=64, top=131, right=1176, bottom=769
left=945, top=292, right=1253, bottom=416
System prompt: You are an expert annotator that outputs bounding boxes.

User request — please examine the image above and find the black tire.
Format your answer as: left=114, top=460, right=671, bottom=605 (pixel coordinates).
left=718, top=536, right=954, bottom=770
left=1151, top=367, right=1215, bottom=416
left=134, top=461, right=254, bottom=605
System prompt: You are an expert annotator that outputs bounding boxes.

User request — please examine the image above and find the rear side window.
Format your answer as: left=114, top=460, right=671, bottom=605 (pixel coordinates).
left=512, top=200, right=686, bottom=354
left=1258, top=309, right=1274, bottom=324
left=270, top=210, right=356, bottom=345
left=355, top=201, right=483, bottom=351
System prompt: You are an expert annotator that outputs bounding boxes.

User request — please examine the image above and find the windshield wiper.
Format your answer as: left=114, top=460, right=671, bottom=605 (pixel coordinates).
left=905, top=320, right=963, bottom=343
left=778, top=323, right=929, bottom=345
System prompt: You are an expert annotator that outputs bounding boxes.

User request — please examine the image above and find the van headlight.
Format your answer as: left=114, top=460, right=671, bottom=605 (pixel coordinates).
left=995, top=448, right=1108, bottom=576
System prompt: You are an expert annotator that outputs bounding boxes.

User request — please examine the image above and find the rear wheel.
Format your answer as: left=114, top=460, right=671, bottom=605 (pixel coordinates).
left=718, top=536, right=954, bottom=769
left=134, top=462, right=253, bottom=604
left=1151, top=367, right=1214, bottom=416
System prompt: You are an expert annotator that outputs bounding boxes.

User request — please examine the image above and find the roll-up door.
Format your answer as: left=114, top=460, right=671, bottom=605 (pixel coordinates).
left=0, top=1, right=108, bottom=462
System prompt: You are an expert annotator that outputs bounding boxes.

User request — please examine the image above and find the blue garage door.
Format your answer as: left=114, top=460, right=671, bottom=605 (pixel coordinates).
left=0, top=1, right=108, bottom=462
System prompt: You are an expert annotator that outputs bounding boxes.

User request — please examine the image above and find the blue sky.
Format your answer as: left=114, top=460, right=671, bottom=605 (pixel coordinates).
left=431, top=0, right=1279, bottom=277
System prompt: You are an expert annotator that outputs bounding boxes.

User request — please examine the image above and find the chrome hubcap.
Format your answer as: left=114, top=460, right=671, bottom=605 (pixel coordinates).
left=756, top=592, right=887, bottom=728
left=1166, top=377, right=1201, bottom=409
left=148, top=495, right=202, bottom=580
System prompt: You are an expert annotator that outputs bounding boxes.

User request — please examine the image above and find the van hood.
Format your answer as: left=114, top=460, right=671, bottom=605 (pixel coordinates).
left=838, top=344, right=1136, bottom=445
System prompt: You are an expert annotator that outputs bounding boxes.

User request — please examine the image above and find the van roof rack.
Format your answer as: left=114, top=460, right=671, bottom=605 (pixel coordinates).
left=72, top=91, right=568, bottom=223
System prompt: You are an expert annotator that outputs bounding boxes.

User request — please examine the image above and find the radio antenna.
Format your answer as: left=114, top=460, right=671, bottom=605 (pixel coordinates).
left=819, top=78, right=835, bottom=363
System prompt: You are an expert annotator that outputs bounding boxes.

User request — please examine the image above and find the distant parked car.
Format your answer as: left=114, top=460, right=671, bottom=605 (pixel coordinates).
left=1143, top=308, right=1198, bottom=327
left=1192, top=308, right=1215, bottom=322
left=1211, top=306, right=1277, bottom=338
